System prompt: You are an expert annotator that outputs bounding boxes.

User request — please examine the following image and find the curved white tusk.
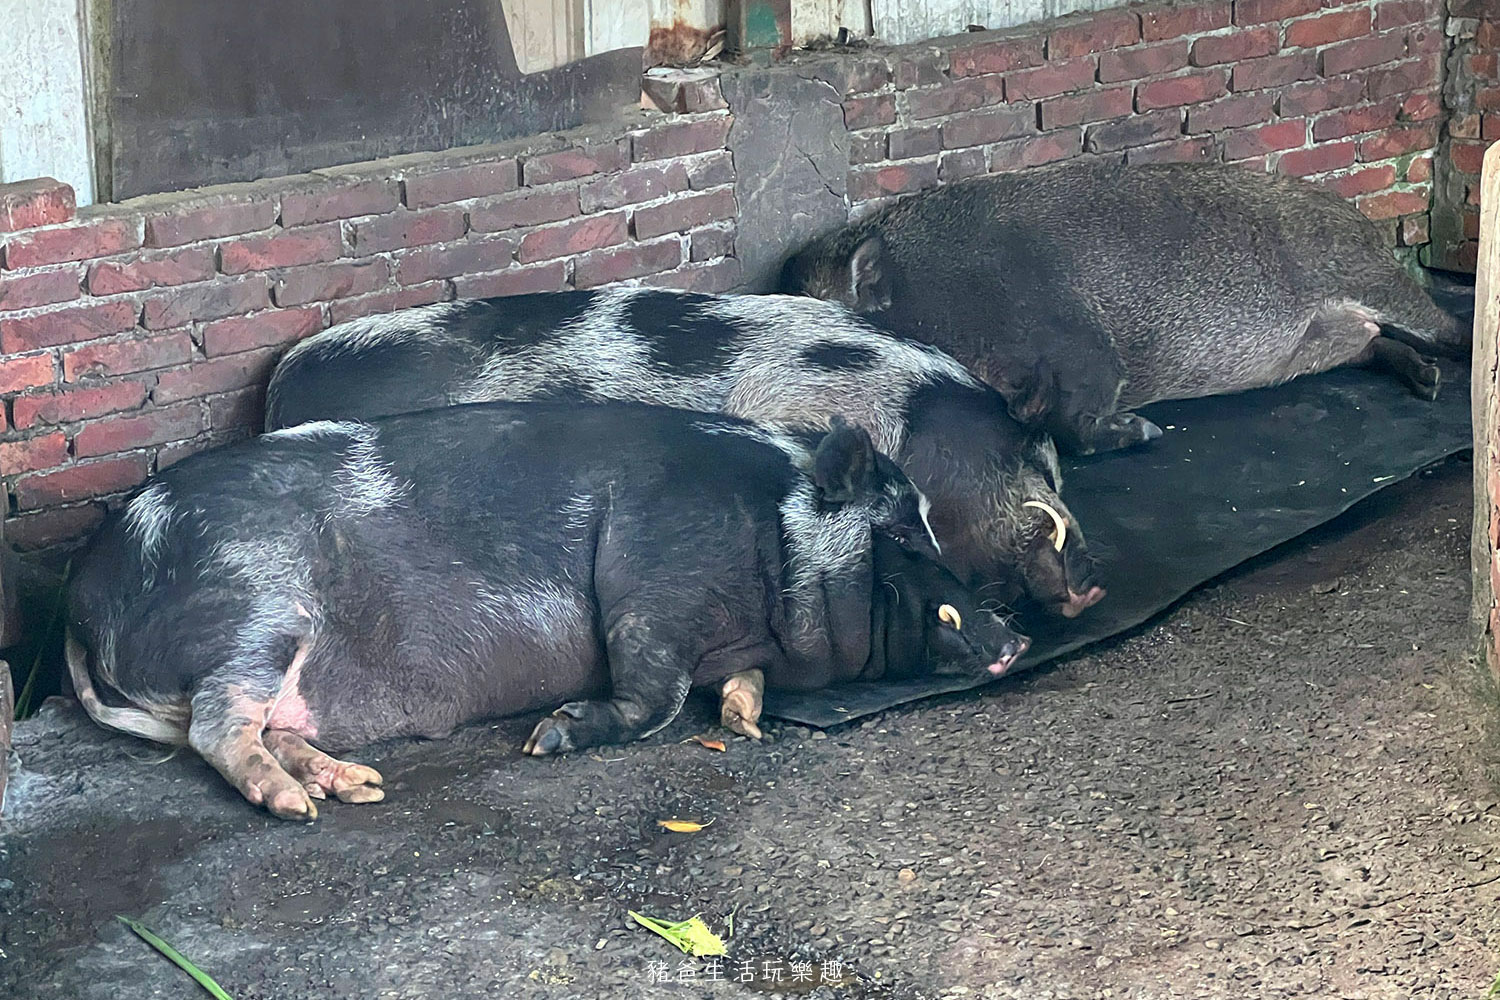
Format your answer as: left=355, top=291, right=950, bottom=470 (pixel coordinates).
left=1023, top=500, right=1068, bottom=553
left=938, top=603, right=962, bottom=630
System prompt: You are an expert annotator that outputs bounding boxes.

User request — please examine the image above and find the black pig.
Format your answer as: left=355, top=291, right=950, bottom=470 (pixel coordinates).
left=781, top=160, right=1469, bottom=455
left=265, top=288, right=1104, bottom=617
left=66, top=402, right=1027, bottom=820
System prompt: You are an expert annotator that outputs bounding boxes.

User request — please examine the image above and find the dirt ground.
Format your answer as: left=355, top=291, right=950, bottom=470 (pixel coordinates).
left=1, top=454, right=1497, bottom=1000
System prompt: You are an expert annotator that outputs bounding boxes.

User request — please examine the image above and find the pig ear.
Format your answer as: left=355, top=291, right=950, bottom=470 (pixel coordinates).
left=847, top=234, right=889, bottom=310
left=813, top=416, right=878, bottom=503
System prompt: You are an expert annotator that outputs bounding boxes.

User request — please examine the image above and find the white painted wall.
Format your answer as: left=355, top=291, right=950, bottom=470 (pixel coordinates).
left=0, top=0, right=94, bottom=204
left=869, top=0, right=1126, bottom=45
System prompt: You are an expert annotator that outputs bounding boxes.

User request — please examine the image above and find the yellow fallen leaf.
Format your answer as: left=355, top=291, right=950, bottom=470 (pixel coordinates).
left=694, top=736, right=727, bottom=752
left=628, top=910, right=728, bottom=957
left=658, top=819, right=711, bottom=833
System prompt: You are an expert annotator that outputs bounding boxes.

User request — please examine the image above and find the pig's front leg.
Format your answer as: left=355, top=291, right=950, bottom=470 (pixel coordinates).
left=523, top=613, right=692, bottom=756
left=719, top=669, right=765, bottom=740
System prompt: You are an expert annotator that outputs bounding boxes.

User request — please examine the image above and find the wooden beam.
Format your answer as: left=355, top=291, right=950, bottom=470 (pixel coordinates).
left=1471, top=140, right=1500, bottom=679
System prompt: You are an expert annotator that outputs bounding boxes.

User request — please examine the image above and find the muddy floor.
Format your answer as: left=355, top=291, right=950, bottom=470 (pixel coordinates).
left=2, top=455, right=1497, bottom=1000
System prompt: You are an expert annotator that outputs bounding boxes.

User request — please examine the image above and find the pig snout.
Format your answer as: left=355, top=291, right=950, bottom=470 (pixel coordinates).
left=988, top=634, right=1031, bottom=675
left=1060, top=585, right=1106, bottom=619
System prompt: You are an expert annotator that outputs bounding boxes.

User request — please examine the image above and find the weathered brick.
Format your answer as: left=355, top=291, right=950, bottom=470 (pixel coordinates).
left=686, top=151, right=735, bottom=190
left=0, top=300, right=139, bottom=353
left=0, top=432, right=68, bottom=475
left=1357, top=124, right=1436, bottom=160
left=578, top=163, right=689, bottom=214
left=1324, top=163, right=1397, bottom=197
left=950, top=37, right=1044, bottom=77
left=12, top=380, right=147, bottom=429
left=1484, top=113, right=1500, bottom=141
left=1185, top=93, right=1276, bottom=133
left=271, top=259, right=390, bottom=306
left=516, top=214, right=628, bottom=264
left=396, top=239, right=519, bottom=283
left=204, top=386, right=264, bottom=433
left=1399, top=212, right=1430, bottom=246
left=281, top=180, right=400, bottom=227
left=4, top=504, right=105, bottom=550
left=89, top=247, right=215, bottom=294
left=631, top=117, right=731, bottom=162
left=939, top=148, right=988, bottom=182
left=1358, top=186, right=1429, bottom=219
left=1320, top=33, right=1407, bottom=76
left=63, top=333, right=193, bottom=380
left=1137, top=70, right=1228, bottom=110
left=887, top=126, right=942, bottom=160
left=841, top=55, right=893, bottom=95
left=326, top=282, right=448, bottom=326
left=1286, top=9, right=1371, bottom=49
left=1140, top=1, right=1230, bottom=40
left=1192, top=27, right=1278, bottom=67
left=14, top=455, right=149, bottom=510
left=1406, top=152, right=1433, bottom=182
left=848, top=162, right=940, bottom=201
left=1041, top=87, right=1133, bottom=129
left=1408, top=25, right=1443, bottom=60
left=0, top=268, right=81, bottom=309
left=1099, top=41, right=1188, bottom=83
left=152, top=349, right=280, bottom=404
left=1084, top=109, right=1182, bottom=152
left=143, top=199, right=277, bottom=248
left=471, top=189, right=582, bottom=232
left=989, top=130, right=1082, bottom=171
left=142, top=276, right=270, bottom=329
left=1048, top=11, right=1141, bottom=59
left=1125, top=136, right=1217, bottom=164
left=6, top=217, right=141, bottom=269
left=1452, top=140, right=1489, bottom=175
left=73, top=404, right=204, bottom=459
left=349, top=208, right=466, bottom=255
left=1223, top=119, right=1308, bottom=159
left=201, top=307, right=324, bottom=358
left=906, top=76, right=1007, bottom=120
left=1374, top=0, right=1427, bottom=30
left=0, top=353, right=54, bottom=394
left=573, top=238, right=683, bottom=289
left=941, top=106, right=1036, bottom=149
left=220, top=224, right=343, bottom=274
left=522, top=143, right=628, bottom=185
left=1277, top=76, right=1367, bottom=117
left=1231, top=52, right=1318, bottom=91
left=0, top=179, right=75, bottom=232
left=642, top=258, right=741, bottom=294
left=404, top=160, right=518, bottom=208
left=843, top=94, right=897, bottom=130
left=632, top=189, right=736, bottom=240
left=1004, top=59, right=1096, bottom=101
left=895, top=49, right=948, bottom=88
left=1277, top=141, right=1357, bottom=175
left=452, top=262, right=568, bottom=300
left=1235, top=0, right=1319, bottom=25
left=688, top=226, right=734, bottom=262
left=1311, top=100, right=1399, bottom=141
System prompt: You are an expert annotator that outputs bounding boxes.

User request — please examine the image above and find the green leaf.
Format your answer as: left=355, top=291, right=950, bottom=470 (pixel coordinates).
left=116, top=915, right=235, bottom=1000
left=627, top=910, right=728, bottom=957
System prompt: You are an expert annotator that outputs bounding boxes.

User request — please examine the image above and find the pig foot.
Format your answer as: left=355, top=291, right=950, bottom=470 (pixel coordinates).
left=1064, top=412, right=1162, bottom=456
left=263, top=729, right=384, bottom=804
left=719, top=670, right=765, bottom=740
left=1357, top=335, right=1440, bottom=401
left=194, top=726, right=319, bottom=821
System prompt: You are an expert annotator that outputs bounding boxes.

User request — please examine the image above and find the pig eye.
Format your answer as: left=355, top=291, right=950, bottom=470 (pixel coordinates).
left=1023, top=500, right=1067, bottom=553
left=937, top=604, right=962, bottom=630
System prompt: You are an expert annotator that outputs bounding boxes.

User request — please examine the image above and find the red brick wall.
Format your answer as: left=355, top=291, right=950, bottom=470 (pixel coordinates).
left=831, top=0, right=1448, bottom=249
left=0, top=112, right=737, bottom=551
left=1431, top=1, right=1500, bottom=270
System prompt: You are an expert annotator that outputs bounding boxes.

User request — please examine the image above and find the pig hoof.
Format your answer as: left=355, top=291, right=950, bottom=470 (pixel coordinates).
left=258, top=781, right=317, bottom=821
left=523, top=715, right=577, bottom=756
left=1412, top=361, right=1441, bottom=401
left=263, top=730, right=384, bottom=807
left=719, top=670, right=765, bottom=740
left=1139, top=418, right=1163, bottom=442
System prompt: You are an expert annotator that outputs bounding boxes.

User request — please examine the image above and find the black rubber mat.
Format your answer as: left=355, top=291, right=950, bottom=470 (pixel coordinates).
left=763, top=360, right=1473, bottom=726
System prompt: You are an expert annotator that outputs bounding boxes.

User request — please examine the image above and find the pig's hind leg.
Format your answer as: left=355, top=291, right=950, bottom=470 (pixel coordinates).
left=719, top=669, right=765, bottom=740
left=262, top=730, right=384, bottom=804
left=1353, top=334, right=1441, bottom=401
left=524, top=614, right=692, bottom=756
